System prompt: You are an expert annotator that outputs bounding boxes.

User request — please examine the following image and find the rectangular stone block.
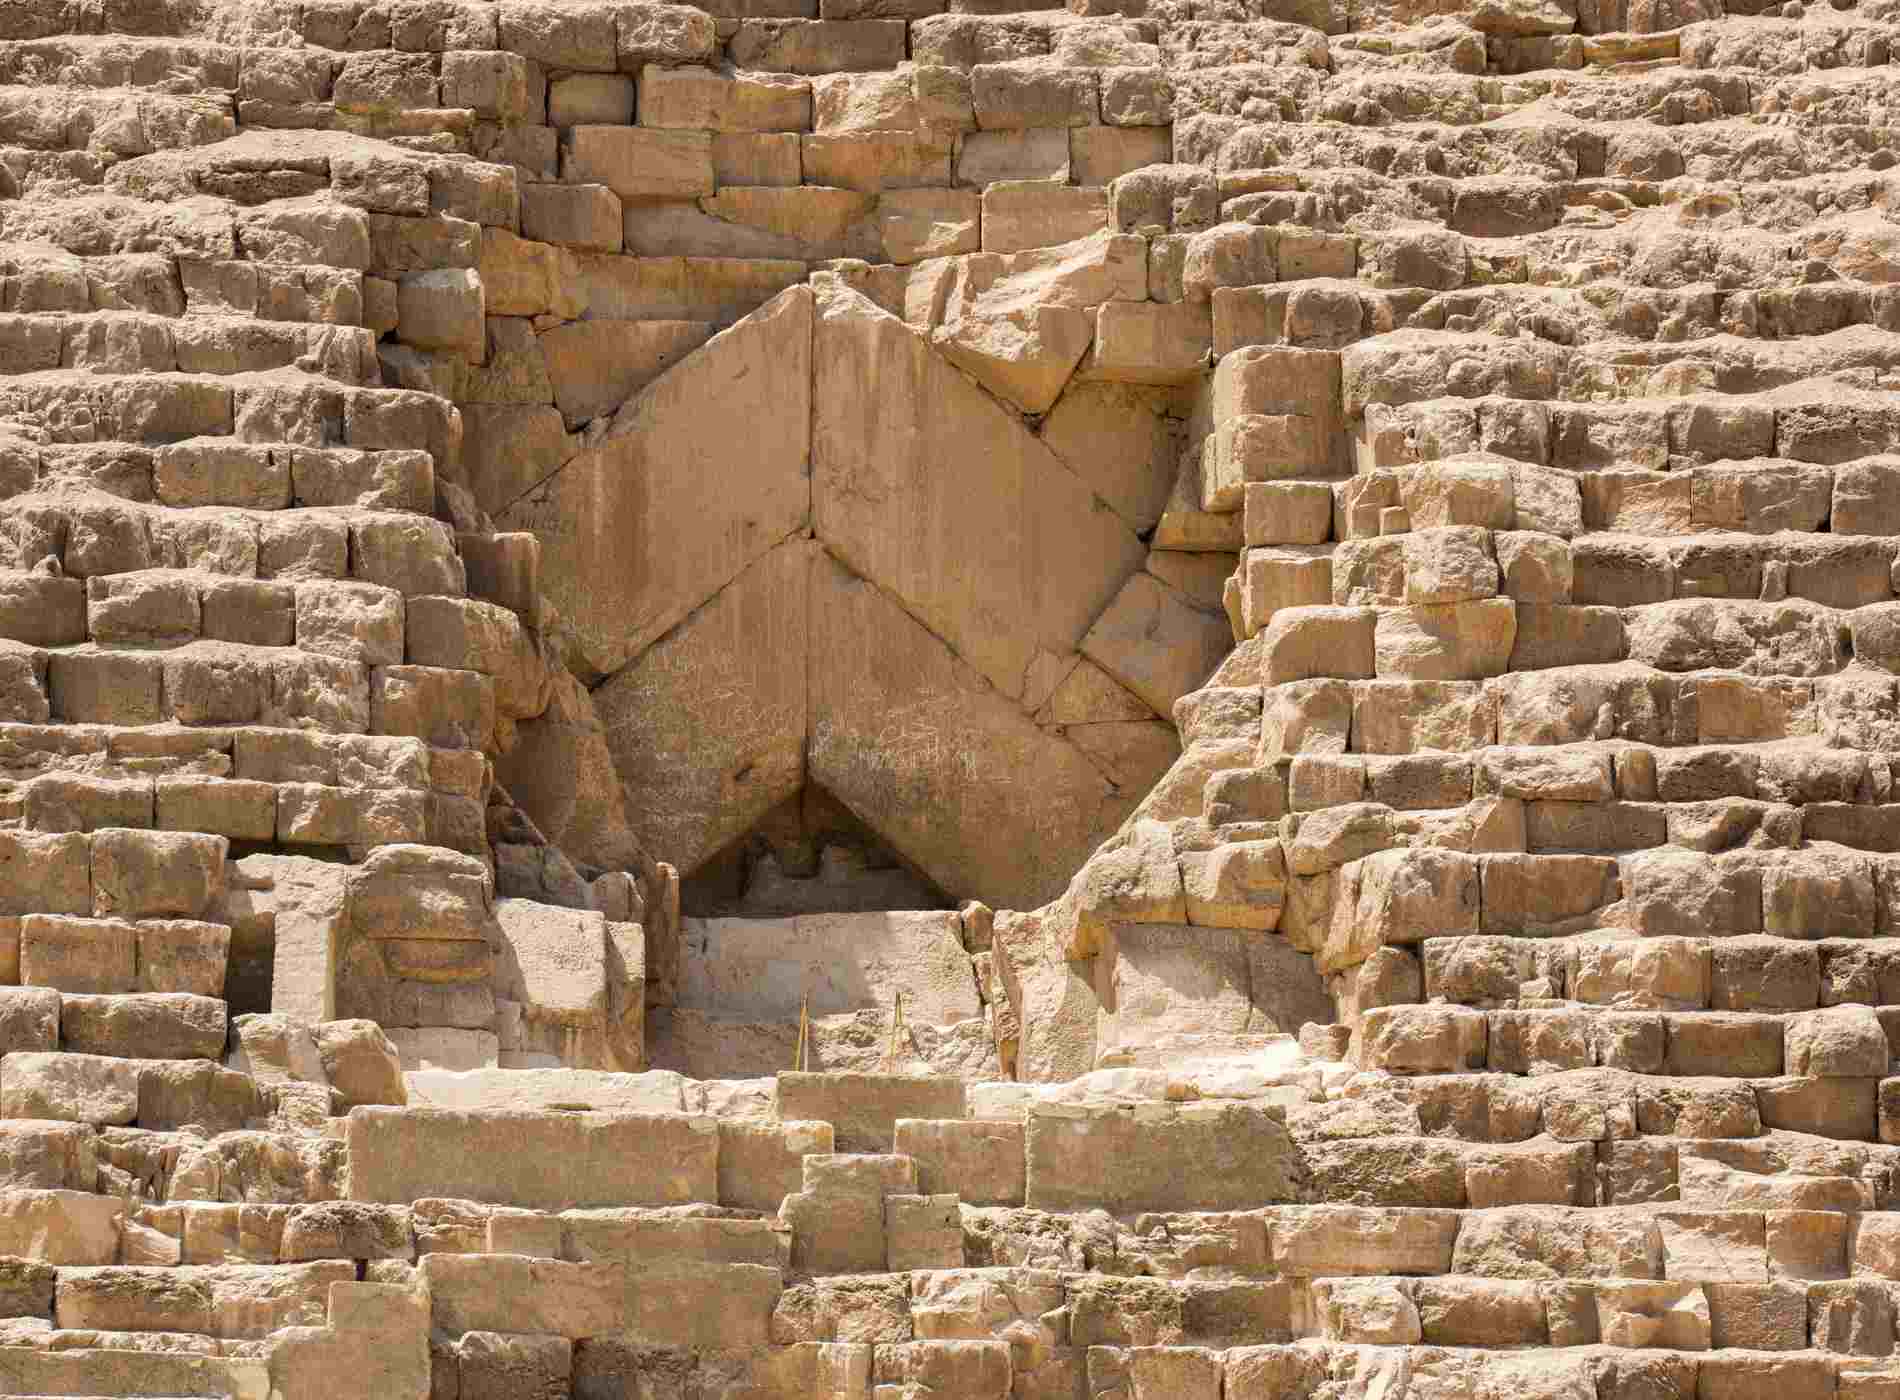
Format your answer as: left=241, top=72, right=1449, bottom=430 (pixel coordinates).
left=564, top=126, right=714, bottom=199
left=718, top=1118, right=834, bottom=1213
left=1, top=1051, right=138, bottom=1125
left=896, top=1117, right=1026, bottom=1206
left=0, top=1189, right=125, bottom=1265
left=19, top=915, right=136, bottom=995
left=681, top=913, right=979, bottom=1028
left=346, top=1107, right=718, bottom=1210
left=1025, top=1101, right=1303, bottom=1213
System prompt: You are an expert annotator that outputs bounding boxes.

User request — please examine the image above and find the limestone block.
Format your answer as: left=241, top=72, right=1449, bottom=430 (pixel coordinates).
left=479, top=229, right=584, bottom=321
left=1358, top=1004, right=1488, bottom=1073
left=87, top=571, right=201, bottom=647
left=90, top=829, right=226, bottom=921
left=0, top=1188, right=121, bottom=1265
left=1036, top=387, right=1178, bottom=538
left=0, top=831, right=90, bottom=917
left=1074, top=125, right=1172, bottom=188
left=502, top=287, right=810, bottom=681
left=0, top=1116, right=88, bottom=1192
left=315, top=1020, right=406, bottom=1108
left=678, top=911, right=977, bottom=1028
left=538, top=318, right=712, bottom=428
left=491, top=899, right=608, bottom=1026
left=389, top=1027, right=498, bottom=1072
left=455, top=1331, right=570, bottom=1400
left=993, top=909, right=1098, bottom=1083
left=1786, top=1006, right=1890, bottom=1079
left=1241, top=549, right=1334, bottom=638
left=1079, top=572, right=1230, bottom=719
left=1244, top=481, right=1332, bottom=545
left=1324, top=847, right=1479, bottom=974
left=396, top=268, right=483, bottom=359
left=1181, top=840, right=1287, bottom=931
left=1056, top=820, right=1186, bottom=962
left=1260, top=605, right=1375, bottom=683
left=958, top=126, right=1069, bottom=185
left=887, top=1193, right=963, bottom=1271
left=1025, top=1100, right=1303, bottom=1212
left=809, top=555, right=1137, bottom=909
left=350, top=1106, right=717, bottom=1210
left=522, top=182, right=622, bottom=252
left=19, top=914, right=137, bottom=995
left=782, top=1152, right=912, bottom=1274
left=1093, top=300, right=1213, bottom=385
left=593, top=535, right=809, bottom=876
left=370, top=665, right=495, bottom=750
left=876, top=1341, right=1011, bottom=1397
left=266, top=1278, right=428, bottom=1400
left=1374, top=598, right=1517, bottom=680
left=814, top=284, right=1143, bottom=707
left=708, top=1118, right=829, bottom=1214
left=895, top=1119, right=1026, bottom=1206
left=1272, top=1204, right=1459, bottom=1275
left=420, top=1251, right=620, bottom=1339
left=933, top=292, right=1093, bottom=418
left=728, top=18, right=907, bottom=73
left=1, top=1051, right=138, bottom=1124
left=1663, top=1013, right=1784, bottom=1078
left=1315, top=1277, right=1422, bottom=1343
left=641, top=66, right=812, bottom=131
left=61, top=993, right=224, bottom=1060
left=1619, top=849, right=1763, bottom=937
left=566, top=126, right=712, bottom=199
left=1100, top=922, right=1253, bottom=1056
left=549, top=72, right=634, bottom=124
left=0, top=572, right=84, bottom=647
left=1496, top=530, right=1573, bottom=602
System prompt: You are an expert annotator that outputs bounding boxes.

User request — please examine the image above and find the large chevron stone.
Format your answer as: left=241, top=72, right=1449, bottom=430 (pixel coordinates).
left=809, top=553, right=1134, bottom=909
left=500, top=286, right=812, bottom=680
left=594, top=536, right=812, bottom=878
left=812, top=283, right=1145, bottom=707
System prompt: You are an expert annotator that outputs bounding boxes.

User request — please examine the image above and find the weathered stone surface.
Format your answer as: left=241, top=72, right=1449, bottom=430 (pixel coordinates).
left=500, top=287, right=812, bottom=680
left=1025, top=1101, right=1305, bottom=1212
left=595, top=536, right=811, bottom=878
left=347, top=1107, right=718, bottom=1210
left=679, top=912, right=977, bottom=1026
left=813, top=284, right=1143, bottom=711
left=810, top=556, right=1139, bottom=910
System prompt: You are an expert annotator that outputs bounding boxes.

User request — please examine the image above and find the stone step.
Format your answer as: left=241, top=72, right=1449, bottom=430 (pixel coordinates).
left=58, top=993, right=228, bottom=1060
left=1304, top=1272, right=1898, bottom=1351
left=1243, top=594, right=1886, bottom=686
left=1216, top=271, right=1900, bottom=359
left=0, top=311, right=377, bottom=383
left=1341, top=326, right=1900, bottom=421
left=0, top=502, right=465, bottom=595
left=0, top=85, right=233, bottom=157
left=0, top=372, right=455, bottom=465
left=1357, top=390, right=1900, bottom=483
left=0, top=722, right=480, bottom=791
left=0, top=35, right=242, bottom=94
left=0, top=1052, right=270, bottom=1133
left=53, top=1260, right=348, bottom=1338
left=3, top=440, right=434, bottom=513
left=1415, top=934, right=1900, bottom=1015
left=0, top=1345, right=268, bottom=1398
left=0, top=643, right=492, bottom=750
